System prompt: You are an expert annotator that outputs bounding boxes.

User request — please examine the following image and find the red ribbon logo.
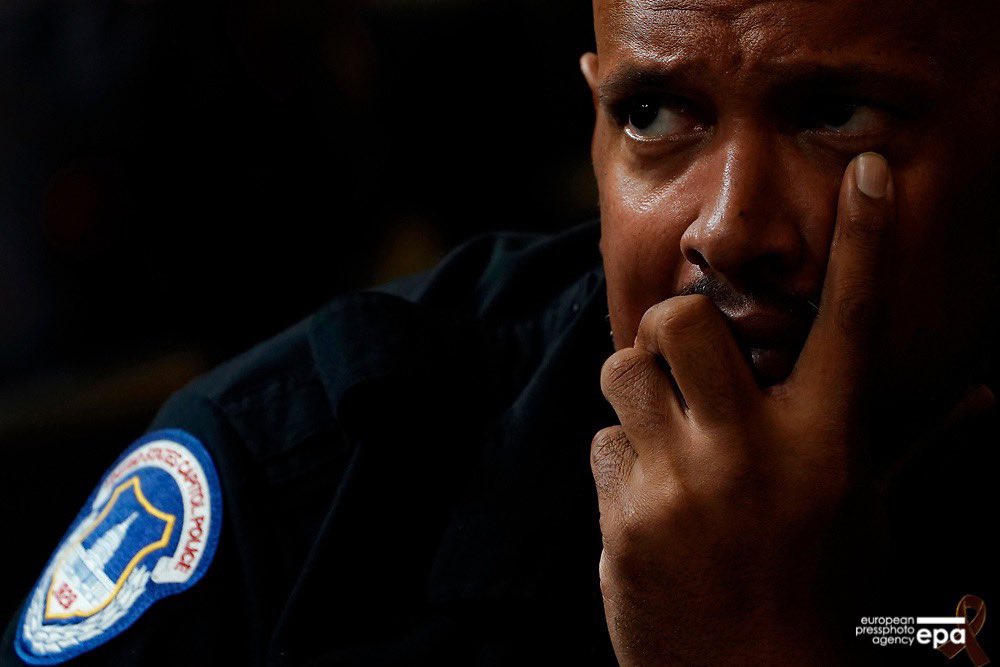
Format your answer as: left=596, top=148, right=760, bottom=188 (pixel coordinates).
left=937, top=595, right=990, bottom=666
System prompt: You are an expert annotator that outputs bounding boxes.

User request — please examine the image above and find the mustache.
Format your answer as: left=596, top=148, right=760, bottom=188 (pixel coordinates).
left=676, top=275, right=820, bottom=323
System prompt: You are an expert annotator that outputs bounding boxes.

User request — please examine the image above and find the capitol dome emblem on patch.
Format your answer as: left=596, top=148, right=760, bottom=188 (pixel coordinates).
left=16, top=429, right=222, bottom=665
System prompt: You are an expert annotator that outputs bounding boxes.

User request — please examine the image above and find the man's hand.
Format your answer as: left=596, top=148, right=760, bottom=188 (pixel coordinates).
left=591, top=152, right=896, bottom=665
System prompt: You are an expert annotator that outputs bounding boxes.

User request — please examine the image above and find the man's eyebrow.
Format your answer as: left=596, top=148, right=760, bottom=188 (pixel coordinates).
left=597, top=61, right=706, bottom=104
left=759, top=61, right=944, bottom=99
left=598, top=59, right=943, bottom=105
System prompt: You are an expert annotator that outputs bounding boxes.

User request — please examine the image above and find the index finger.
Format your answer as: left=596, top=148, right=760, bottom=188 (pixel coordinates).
left=789, top=152, right=895, bottom=400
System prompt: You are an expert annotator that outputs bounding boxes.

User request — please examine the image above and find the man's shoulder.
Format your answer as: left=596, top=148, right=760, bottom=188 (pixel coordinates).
left=2, top=221, right=612, bottom=666
left=158, top=220, right=604, bottom=461
left=378, top=219, right=602, bottom=319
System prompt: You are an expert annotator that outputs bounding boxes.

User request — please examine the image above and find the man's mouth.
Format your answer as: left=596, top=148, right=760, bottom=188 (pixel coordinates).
left=676, top=275, right=819, bottom=386
left=722, top=307, right=813, bottom=386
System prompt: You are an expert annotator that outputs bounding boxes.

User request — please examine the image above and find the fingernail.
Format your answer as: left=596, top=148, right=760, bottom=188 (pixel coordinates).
left=855, top=152, right=889, bottom=199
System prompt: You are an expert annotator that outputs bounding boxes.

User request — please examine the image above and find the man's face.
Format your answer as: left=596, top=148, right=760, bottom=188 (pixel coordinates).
left=584, top=0, right=1000, bottom=405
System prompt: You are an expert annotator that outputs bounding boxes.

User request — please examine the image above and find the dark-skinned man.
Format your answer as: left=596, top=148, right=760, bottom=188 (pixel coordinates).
left=582, top=0, right=998, bottom=664
left=4, top=0, right=998, bottom=665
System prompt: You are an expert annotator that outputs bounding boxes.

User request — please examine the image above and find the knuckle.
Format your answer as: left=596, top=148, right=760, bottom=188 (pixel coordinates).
left=590, top=426, right=628, bottom=463
left=656, top=295, right=715, bottom=342
left=604, top=501, right=651, bottom=558
left=600, top=349, right=670, bottom=429
left=609, top=485, right=688, bottom=558
left=601, top=349, right=655, bottom=402
left=590, top=426, right=635, bottom=496
left=637, top=302, right=662, bottom=332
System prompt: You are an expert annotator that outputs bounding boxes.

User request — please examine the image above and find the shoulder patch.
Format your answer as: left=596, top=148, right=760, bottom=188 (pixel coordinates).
left=15, top=429, right=222, bottom=664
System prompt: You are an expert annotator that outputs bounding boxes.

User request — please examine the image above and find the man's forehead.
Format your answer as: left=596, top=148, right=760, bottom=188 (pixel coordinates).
left=592, top=0, right=988, bottom=87
left=596, top=0, right=777, bottom=21
left=596, top=0, right=938, bottom=52
left=595, top=0, right=956, bottom=21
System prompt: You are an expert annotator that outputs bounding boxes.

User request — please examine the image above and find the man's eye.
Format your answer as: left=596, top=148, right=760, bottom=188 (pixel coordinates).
left=622, top=100, right=699, bottom=141
left=808, top=100, right=883, bottom=134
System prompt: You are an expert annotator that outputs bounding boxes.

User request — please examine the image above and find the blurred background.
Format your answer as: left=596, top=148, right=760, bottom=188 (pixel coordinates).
left=0, top=0, right=598, bottom=621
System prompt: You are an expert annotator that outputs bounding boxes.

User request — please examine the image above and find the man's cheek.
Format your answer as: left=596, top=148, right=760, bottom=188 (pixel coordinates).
left=604, top=157, right=692, bottom=217
left=602, top=237, right=687, bottom=350
left=598, top=160, right=707, bottom=346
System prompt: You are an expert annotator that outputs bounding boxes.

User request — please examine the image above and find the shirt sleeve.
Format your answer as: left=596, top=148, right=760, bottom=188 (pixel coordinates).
left=0, top=387, right=273, bottom=667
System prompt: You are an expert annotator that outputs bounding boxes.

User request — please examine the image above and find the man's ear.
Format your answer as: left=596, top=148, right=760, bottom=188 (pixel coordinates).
left=580, top=52, right=599, bottom=110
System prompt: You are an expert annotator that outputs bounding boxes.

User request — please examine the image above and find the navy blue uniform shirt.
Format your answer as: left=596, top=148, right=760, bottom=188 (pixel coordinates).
left=3, top=220, right=996, bottom=666
left=3, top=221, right=622, bottom=666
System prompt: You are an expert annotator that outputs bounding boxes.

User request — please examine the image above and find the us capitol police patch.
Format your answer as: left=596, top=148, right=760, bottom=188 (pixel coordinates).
left=15, top=429, right=222, bottom=664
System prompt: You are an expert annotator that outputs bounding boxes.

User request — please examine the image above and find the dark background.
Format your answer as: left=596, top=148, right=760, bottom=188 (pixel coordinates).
left=0, top=0, right=598, bottom=621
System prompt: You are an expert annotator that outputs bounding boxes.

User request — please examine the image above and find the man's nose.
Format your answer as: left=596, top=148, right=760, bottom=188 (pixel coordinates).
left=679, top=129, right=804, bottom=284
